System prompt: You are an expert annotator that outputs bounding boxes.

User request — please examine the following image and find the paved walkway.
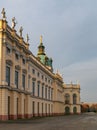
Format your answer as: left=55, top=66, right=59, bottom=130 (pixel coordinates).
left=0, top=113, right=97, bottom=130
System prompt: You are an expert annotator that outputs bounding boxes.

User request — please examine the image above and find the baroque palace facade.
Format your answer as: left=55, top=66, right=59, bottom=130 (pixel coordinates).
left=0, top=8, right=81, bottom=120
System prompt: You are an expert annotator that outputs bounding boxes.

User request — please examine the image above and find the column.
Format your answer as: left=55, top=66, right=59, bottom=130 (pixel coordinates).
left=11, top=49, right=15, bottom=88
left=10, top=91, right=17, bottom=119
left=25, top=95, right=32, bottom=118
left=1, top=42, right=6, bottom=85
left=1, top=89, right=8, bottom=120
left=19, top=93, right=24, bottom=118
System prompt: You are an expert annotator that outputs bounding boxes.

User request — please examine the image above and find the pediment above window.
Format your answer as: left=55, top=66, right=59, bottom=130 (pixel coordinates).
left=15, top=65, right=21, bottom=70
left=6, top=59, right=13, bottom=66
left=32, top=77, right=36, bottom=81
left=22, top=69, right=27, bottom=74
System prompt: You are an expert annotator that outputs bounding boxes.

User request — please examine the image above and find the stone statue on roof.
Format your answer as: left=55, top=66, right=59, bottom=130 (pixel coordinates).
left=1, top=8, right=6, bottom=20
left=26, top=34, right=29, bottom=43
left=19, top=26, right=23, bottom=37
left=12, top=17, right=17, bottom=29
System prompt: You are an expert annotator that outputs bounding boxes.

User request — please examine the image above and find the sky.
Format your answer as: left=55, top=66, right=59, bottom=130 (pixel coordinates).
left=0, top=0, right=97, bottom=103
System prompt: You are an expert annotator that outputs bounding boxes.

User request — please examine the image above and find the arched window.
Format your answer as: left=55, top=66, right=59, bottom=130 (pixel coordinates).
left=65, top=106, right=70, bottom=114
left=65, top=94, right=70, bottom=104
left=73, top=94, right=77, bottom=104
left=73, top=107, right=77, bottom=114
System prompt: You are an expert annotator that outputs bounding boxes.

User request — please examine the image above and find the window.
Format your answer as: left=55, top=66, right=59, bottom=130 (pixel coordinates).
left=65, top=94, right=70, bottom=104
left=15, top=53, right=19, bottom=60
left=15, top=71, right=18, bottom=88
left=8, top=96, right=10, bottom=118
left=28, top=77, right=30, bottom=88
left=51, top=104, right=53, bottom=113
left=32, top=81, right=35, bottom=96
left=48, top=80, right=50, bottom=84
left=37, top=102, right=39, bottom=115
left=37, top=82, right=40, bottom=97
left=28, top=65, right=30, bottom=72
left=32, top=69, right=35, bottom=74
left=22, top=58, right=26, bottom=64
left=6, top=47, right=11, bottom=54
left=45, top=86, right=47, bottom=99
left=32, top=101, right=35, bottom=116
left=48, top=104, right=50, bottom=114
left=37, top=72, right=40, bottom=77
left=42, top=85, right=44, bottom=98
left=48, top=87, right=50, bottom=100
left=45, top=103, right=47, bottom=114
left=45, top=77, right=47, bottom=82
left=51, top=88, right=53, bottom=100
left=22, top=74, right=25, bottom=89
left=42, top=103, right=43, bottom=114
left=73, top=94, right=77, bottom=104
left=6, top=66, right=10, bottom=86
left=41, top=75, right=44, bottom=80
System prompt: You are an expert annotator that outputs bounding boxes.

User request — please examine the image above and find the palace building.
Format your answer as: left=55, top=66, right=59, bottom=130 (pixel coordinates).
left=0, top=8, right=81, bottom=120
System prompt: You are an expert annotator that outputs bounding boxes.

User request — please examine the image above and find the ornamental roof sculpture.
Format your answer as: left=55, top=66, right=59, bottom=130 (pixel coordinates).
left=11, top=17, right=17, bottom=29
left=1, top=8, right=6, bottom=20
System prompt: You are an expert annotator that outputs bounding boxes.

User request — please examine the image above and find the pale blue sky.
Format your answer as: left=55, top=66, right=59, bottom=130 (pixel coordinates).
left=0, top=0, right=97, bottom=103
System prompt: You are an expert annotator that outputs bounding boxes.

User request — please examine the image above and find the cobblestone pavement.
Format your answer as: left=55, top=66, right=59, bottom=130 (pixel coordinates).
left=0, top=113, right=97, bottom=130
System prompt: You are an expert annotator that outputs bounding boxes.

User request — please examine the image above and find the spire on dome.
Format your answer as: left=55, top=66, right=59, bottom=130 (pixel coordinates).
left=37, top=36, right=53, bottom=72
left=37, top=35, right=45, bottom=55
left=40, top=35, right=43, bottom=44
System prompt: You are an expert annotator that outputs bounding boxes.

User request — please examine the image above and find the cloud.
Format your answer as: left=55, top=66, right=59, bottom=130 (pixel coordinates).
left=0, top=0, right=97, bottom=103
left=60, top=58, right=97, bottom=102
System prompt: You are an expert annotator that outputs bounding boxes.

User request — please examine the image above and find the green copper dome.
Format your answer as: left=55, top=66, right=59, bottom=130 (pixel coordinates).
left=37, top=36, right=53, bottom=71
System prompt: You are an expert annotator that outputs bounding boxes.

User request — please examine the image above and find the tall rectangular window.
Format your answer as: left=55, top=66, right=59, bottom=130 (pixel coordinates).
left=51, top=104, right=53, bottom=113
left=37, top=102, right=39, bottom=115
left=45, top=103, right=47, bottom=114
left=22, top=58, right=26, bottom=64
left=6, top=47, right=11, bottom=54
left=42, top=85, right=44, bottom=98
left=15, top=71, right=18, bottom=88
left=8, top=96, right=10, bottom=119
left=32, top=69, right=35, bottom=74
left=51, top=88, right=53, bottom=100
left=48, top=87, right=50, bottom=100
left=45, top=86, right=47, bottom=99
left=49, top=104, right=50, bottom=114
left=22, top=74, right=25, bottom=89
left=6, top=66, right=10, bottom=86
left=28, top=77, right=30, bottom=88
left=42, top=103, right=43, bottom=114
left=37, top=72, right=40, bottom=77
left=32, top=101, right=35, bottom=116
left=37, top=83, right=40, bottom=97
left=32, top=81, right=35, bottom=96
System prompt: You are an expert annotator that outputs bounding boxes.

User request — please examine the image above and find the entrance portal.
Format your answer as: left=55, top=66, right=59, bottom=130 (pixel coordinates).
left=65, top=106, right=70, bottom=114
